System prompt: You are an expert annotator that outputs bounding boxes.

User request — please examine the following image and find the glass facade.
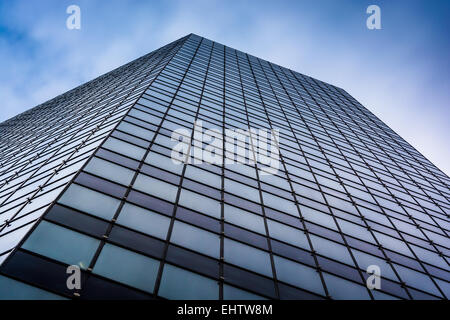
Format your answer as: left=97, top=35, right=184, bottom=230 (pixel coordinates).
left=0, top=34, right=448, bottom=300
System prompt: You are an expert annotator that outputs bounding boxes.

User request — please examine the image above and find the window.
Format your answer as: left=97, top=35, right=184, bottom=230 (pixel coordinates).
left=223, top=284, right=266, bottom=300
left=259, top=173, right=290, bottom=191
left=224, top=204, right=265, bottom=234
left=373, top=231, right=413, bottom=258
left=267, top=219, right=309, bottom=250
left=116, top=203, right=170, bottom=240
left=117, top=121, right=155, bottom=141
left=178, top=189, right=221, bottom=219
left=224, top=238, right=272, bottom=277
left=323, top=272, right=370, bottom=300
left=351, top=248, right=397, bottom=281
left=58, top=184, right=120, bottom=220
left=394, top=263, right=442, bottom=297
left=300, top=205, right=337, bottom=230
left=145, top=152, right=183, bottom=175
left=84, top=157, right=134, bottom=186
left=158, top=264, right=219, bottom=299
left=310, top=235, right=354, bottom=266
left=103, top=137, right=146, bottom=160
left=337, top=218, right=374, bottom=243
left=185, top=166, right=221, bottom=189
left=224, top=178, right=260, bottom=203
left=225, top=163, right=256, bottom=179
left=410, top=244, right=448, bottom=270
left=22, top=221, right=100, bottom=269
left=0, top=276, right=66, bottom=300
left=93, top=244, right=159, bottom=293
left=129, top=108, right=162, bottom=126
left=273, top=255, right=325, bottom=296
left=262, top=192, right=298, bottom=216
left=133, top=174, right=178, bottom=203
left=170, top=221, right=220, bottom=258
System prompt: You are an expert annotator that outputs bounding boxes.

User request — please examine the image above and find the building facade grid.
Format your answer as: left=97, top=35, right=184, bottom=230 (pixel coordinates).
left=0, top=34, right=448, bottom=300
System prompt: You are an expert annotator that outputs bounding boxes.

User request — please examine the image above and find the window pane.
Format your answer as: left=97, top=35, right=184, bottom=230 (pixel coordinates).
left=273, top=255, right=325, bottom=296
left=224, top=204, right=265, bottom=234
left=223, top=284, right=266, bottom=300
left=267, top=219, right=309, bottom=250
left=178, top=189, right=221, bottom=219
left=145, top=152, right=183, bottom=175
left=103, top=137, right=146, bottom=160
left=0, top=276, right=66, bottom=300
left=117, top=121, right=155, bottom=141
left=84, top=157, right=134, bottom=186
left=22, top=221, right=99, bottom=269
left=133, top=174, right=178, bottom=203
left=158, top=264, right=219, bottom=299
left=373, top=231, right=413, bottom=257
left=224, top=238, right=272, bottom=277
left=300, top=205, right=337, bottom=230
left=224, top=179, right=260, bottom=203
left=323, top=272, right=370, bottom=300
left=185, top=166, right=221, bottom=189
left=170, top=221, right=220, bottom=258
left=93, top=243, right=159, bottom=293
left=262, top=192, right=297, bottom=216
left=58, top=184, right=120, bottom=220
left=310, top=235, right=353, bottom=266
left=117, top=203, right=170, bottom=240
left=351, top=249, right=397, bottom=281
left=394, top=264, right=441, bottom=297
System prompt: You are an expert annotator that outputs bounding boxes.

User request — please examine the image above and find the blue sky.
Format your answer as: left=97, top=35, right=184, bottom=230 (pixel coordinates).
left=0, top=0, right=449, bottom=175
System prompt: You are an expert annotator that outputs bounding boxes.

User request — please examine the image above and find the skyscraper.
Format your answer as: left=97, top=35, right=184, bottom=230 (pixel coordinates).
left=0, top=34, right=448, bottom=300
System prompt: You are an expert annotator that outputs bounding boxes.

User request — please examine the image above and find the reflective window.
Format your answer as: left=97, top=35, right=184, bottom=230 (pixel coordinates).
left=223, top=284, right=266, bottom=300
left=273, top=255, right=325, bottom=296
left=117, top=203, right=170, bottom=240
left=323, top=272, right=370, bottom=300
left=145, top=152, right=183, bottom=175
left=0, top=276, right=66, bottom=300
left=351, top=248, right=397, bottom=280
left=185, top=166, right=221, bottom=189
left=158, top=263, right=219, bottom=299
left=117, top=121, right=155, bottom=141
left=394, top=264, right=442, bottom=297
left=58, top=184, right=120, bottom=220
left=224, top=238, right=272, bottom=277
left=373, top=231, right=413, bottom=258
left=300, top=205, right=337, bottom=230
left=133, top=174, right=178, bottom=203
left=84, top=157, right=134, bottom=186
left=310, top=235, right=354, bottom=266
left=225, top=178, right=260, bottom=203
left=178, top=189, right=221, bottom=219
left=267, top=219, right=309, bottom=250
left=224, top=204, right=265, bottom=234
left=22, top=221, right=100, bottom=269
left=170, top=221, right=220, bottom=258
left=93, top=243, right=159, bottom=293
left=262, top=192, right=298, bottom=216
left=103, top=137, right=146, bottom=160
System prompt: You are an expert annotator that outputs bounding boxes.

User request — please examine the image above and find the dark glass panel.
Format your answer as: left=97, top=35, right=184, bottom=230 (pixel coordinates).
left=224, top=224, right=268, bottom=250
left=175, top=207, right=221, bottom=233
left=127, top=190, right=174, bottom=216
left=95, top=148, right=140, bottom=170
left=45, top=204, right=109, bottom=238
left=166, top=245, right=219, bottom=279
left=108, top=225, right=166, bottom=259
left=75, top=172, right=127, bottom=198
left=223, top=264, right=277, bottom=299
